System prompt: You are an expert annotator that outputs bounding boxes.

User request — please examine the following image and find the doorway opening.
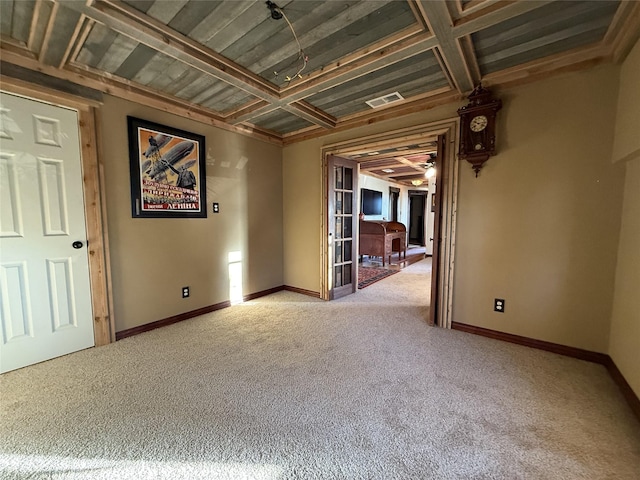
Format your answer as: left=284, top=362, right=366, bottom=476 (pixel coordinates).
left=408, top=191, right=427, bottom=246
left=389, top=187, right=400, bottom=222
left=321, top=120, right=459, bottom=328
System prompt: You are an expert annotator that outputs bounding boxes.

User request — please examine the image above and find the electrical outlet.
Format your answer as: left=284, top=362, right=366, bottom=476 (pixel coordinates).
left=494, top=298, right=505, bottom=313
left=182, top=286, right=190, bottom=298
left=212, top=203, right=219, bottom=213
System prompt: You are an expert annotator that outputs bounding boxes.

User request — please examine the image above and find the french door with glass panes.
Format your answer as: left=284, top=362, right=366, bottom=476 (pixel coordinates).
left=328, top=155, right=358, bottom=299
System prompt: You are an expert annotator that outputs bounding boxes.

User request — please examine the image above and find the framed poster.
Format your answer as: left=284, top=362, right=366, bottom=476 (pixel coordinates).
left=127, top=116, right=206, bottom=218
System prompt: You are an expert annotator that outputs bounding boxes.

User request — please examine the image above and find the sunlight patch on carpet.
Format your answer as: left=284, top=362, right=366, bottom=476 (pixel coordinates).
left=0, top=453, right=284, bottom=480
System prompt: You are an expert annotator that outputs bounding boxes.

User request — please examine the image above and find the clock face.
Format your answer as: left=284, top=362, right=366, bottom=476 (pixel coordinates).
left=470, top=115, right=488, bottom=132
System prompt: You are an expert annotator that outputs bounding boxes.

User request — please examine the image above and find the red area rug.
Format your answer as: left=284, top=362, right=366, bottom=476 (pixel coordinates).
left=358, top=266, right=399, bottom=289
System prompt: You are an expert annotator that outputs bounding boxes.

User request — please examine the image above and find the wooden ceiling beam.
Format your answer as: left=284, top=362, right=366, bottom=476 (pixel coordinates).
left=79, top=0, right=279, bottom=96
left=452, top=1, right=554, bottom=38
left=281, top=31, right=437, bottom=102
left=457, top=0, right=503, bottom=18
left=38, top=0, right=59, bottom=63
left=67, top=17, right=94, bottom=67
left=284, top=100, right=336, bottom=129
left=416, top=1, right=474, bottom=93
left=27, top=0, right=44, bottom=52
left=224, top=100, right=274, bottom=123
left=59, top=0, right=336, bottom=130
left=395, top=156, right=431, bottom=171
left=283, top=91, right=458, bottom=145
left=376, top=170, right=429, bottom=179
left=358, top=158, right=409, bottom=168
left=605, top=1, right=640, bottom=63
left=64, top=62, right=227, bottom=122
left=0, top=43, right=283, bottom=145
left=460, top=35, right=482, bottom=85
left=58, top=14, right=87, bottom=68
left=10, top=0, right=622, bottom=143
left=359, top=162, right=412, bottom=171
left=233, top=29, right=435, bottom=125
left=356, top=147, right=435, bottom=162
left=228, top=100, right=336, bottom=129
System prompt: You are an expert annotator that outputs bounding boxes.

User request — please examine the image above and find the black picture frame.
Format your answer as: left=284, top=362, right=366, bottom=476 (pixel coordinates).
left=127, top=116, right=207, bottom=218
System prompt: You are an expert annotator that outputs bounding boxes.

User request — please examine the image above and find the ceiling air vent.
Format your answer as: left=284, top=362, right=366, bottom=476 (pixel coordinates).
left=365, top=91, right=404, bottom=109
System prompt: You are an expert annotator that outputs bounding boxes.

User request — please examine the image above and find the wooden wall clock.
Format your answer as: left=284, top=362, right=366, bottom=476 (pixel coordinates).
left=457, top=84, right=502, bottom=176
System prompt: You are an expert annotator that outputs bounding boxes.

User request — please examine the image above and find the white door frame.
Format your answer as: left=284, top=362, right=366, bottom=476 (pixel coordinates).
left=1, top=77, right=114, bottom=346
left=320, top=118, right=459, bottom=328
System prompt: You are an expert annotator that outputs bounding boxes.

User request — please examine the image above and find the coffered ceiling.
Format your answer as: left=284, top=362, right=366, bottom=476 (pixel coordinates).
left=346, top=140, right=439, bottom=187
left=1, top=0, right=638, bottom=185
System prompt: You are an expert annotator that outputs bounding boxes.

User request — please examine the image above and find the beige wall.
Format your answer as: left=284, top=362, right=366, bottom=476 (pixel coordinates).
left=454, top=65, right=623, bottom=352
left=282, top=139, right=323, bottom=292
left=608, top=158, right=640, bottom=396
left=358, top=174, right=411, bottom=226
left=283, top=64, right=626, bottom=352
left=609, top=37, right=640, bottom=396
left=612, top=38, right=640, bottom=164
left=100, top=95, right=283, bottom=332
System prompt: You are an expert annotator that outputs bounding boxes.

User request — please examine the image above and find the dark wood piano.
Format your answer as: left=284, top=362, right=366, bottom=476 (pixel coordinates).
left=359, top=220, right=407, bottom=266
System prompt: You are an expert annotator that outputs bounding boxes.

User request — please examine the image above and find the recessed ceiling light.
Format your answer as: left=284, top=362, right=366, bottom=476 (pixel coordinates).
left=382, top=168, right=394, bottom=173
left=367, top=152, right=379, bottom=156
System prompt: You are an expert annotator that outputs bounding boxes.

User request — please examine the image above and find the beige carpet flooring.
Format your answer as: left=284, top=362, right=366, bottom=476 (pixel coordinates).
left=1, top=259, right=639, bottom=479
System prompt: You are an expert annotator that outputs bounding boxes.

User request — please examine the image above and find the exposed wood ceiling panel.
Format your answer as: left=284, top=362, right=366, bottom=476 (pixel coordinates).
left=1, top=0, right=637, bottom=143
left=114, top=44, right=156, bottom=79
left=39, top=3, right=81, bottom=67
left=122, top=0, right=417, bottom=88
left=473, top=0, right=620, bottom=75
left=75, top=23, right=257, bottom=113
left=257, top=1, right=418, bottom=85
left=0, top=0, right=36, bottom=44
left=93, top=31, right=138, bottom=74
left=252, top=108, right=314, bottom=134
left=75, top=22, right=117, bottom=68
left=306, top=50, right=449, bottom=118
left=350, top=144, right=439, bottom=187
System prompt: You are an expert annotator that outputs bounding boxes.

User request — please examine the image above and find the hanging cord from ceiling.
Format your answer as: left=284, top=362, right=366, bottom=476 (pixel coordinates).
left=266, top=1, right=308, bottom=84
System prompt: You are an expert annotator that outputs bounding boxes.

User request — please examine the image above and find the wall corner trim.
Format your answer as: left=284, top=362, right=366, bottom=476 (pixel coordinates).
left=451, top=322, right=640, bottom=424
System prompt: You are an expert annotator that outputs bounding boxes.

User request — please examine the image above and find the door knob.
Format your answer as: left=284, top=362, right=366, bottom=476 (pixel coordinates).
left=72, top=241, right=84, bottom=249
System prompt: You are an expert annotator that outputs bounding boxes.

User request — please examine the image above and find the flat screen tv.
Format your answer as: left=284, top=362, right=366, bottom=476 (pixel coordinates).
left=361, top=188, right=382, bottom=215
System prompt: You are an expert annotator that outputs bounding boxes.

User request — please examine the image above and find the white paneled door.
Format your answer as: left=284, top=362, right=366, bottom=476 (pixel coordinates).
left=0, top=92, right=94, bottom=373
